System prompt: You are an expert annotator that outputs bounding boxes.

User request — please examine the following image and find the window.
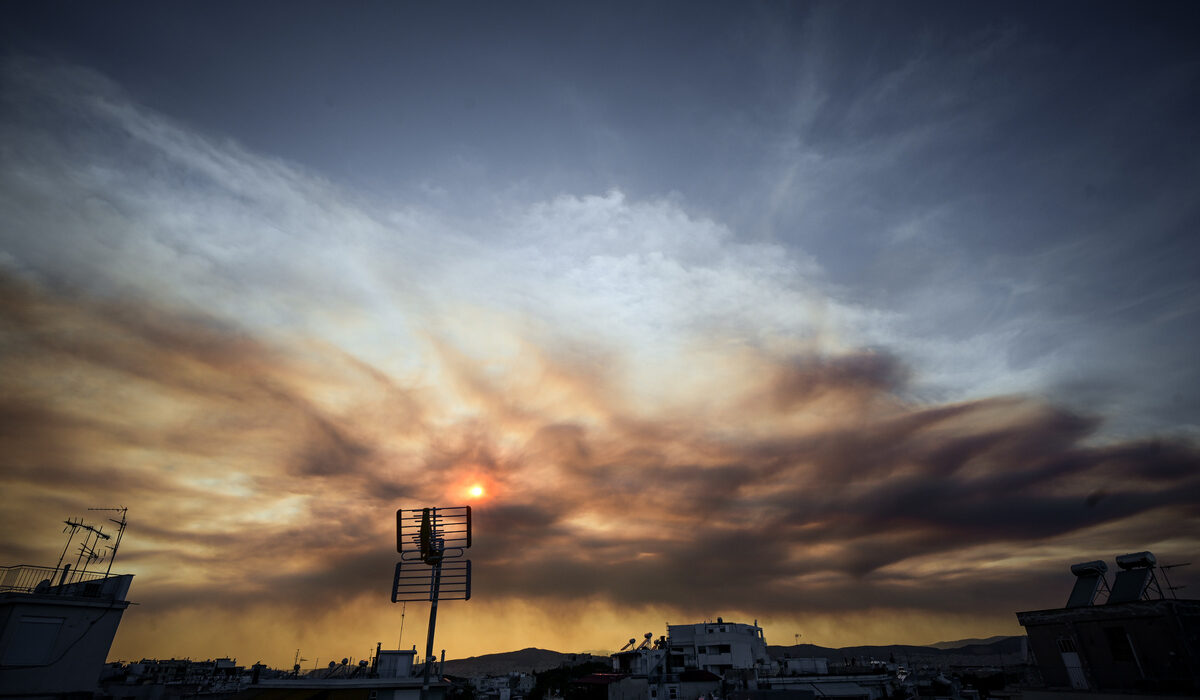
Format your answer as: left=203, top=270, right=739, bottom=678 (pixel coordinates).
left=669, top=688, right=678, bottom=699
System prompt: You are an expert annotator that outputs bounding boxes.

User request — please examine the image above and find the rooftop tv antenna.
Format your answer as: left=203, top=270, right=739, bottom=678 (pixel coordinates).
left=55, top=509, right=128, bottom=582
left=72, top=520, right=109, bottom=570
left=89, top=507, right=128, bottom=576
left=57, top=518, right=86, bottom=573
left=394, top=506, right=472, bottom=700
left=1159, top=561, right=1191, bottom=599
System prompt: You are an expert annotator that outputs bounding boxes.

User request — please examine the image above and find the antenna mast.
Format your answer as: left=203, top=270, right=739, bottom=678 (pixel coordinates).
left=398, top=601, right=407, bottom=649
left=1160, top=561, right=1192, bottom=599
left=54, top=509, right=129, bottom=582
left=72, top=522, right=110, bottom=572
left=57, top=518, right=85, bottom=573
left=394, top=506, right=472, bottom=700
left=89, top=507, right=128, bottom=576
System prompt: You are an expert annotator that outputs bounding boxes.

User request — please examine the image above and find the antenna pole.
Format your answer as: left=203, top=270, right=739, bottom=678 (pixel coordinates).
left=394, top=506, right=471, bottom=698
left=399, top=601, right=407, bottom=649
left=91, top=507, right=128, bottom=577
left=1160, top=562, right=1192, bottom=600
left=421, top=555, right=443, bottom=700
left=73, top=529, right=96, bottom=572
left=57, top=519, right=82, bottom=574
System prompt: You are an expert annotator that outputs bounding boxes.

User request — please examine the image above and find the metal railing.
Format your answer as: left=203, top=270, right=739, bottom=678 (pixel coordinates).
left=0, top=564, right=111, bottom=594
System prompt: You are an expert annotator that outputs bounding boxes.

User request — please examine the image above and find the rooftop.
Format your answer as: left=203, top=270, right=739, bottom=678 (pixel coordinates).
left=0, top=564, right=132, bottom=602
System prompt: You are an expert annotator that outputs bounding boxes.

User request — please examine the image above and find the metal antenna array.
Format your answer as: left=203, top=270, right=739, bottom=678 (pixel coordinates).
left=57, top=518, right=86, bottom=573
left=394, top=506, right=472, bottom=700
left=1159, top=561, right=1192, bottom=599
left=89, top=507, right=128, bottom=577
left=73, top=522, right=109, bottom=570
left=54, top=508, right=128, bottom=583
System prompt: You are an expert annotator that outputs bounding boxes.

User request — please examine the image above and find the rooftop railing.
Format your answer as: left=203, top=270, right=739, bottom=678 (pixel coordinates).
left=0, top=564, right=113, bottom=595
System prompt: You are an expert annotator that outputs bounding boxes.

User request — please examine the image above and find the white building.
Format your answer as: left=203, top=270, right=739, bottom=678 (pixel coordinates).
left=613, top=648, right=667, bottom=677
left=666, top=619, right=772, bottom=677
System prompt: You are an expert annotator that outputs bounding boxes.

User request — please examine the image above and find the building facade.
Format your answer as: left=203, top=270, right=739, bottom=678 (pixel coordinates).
left=1018, top=598, right=1200, bottom=694
left=1016, top=551, right=1200, bottom=694
left=665, top=619, right=771, bottom=677
left=0, top=565, right=134, bottom=699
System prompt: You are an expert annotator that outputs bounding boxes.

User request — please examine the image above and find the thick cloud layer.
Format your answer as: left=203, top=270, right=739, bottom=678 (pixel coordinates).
left=1, top=59, right=1198, bottom=665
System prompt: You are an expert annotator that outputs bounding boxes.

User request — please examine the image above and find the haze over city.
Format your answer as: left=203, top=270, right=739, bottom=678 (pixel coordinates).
left=1, top=1, right=1198, bottom=670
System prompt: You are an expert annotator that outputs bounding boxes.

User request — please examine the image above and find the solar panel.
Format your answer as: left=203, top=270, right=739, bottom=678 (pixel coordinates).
left=1066, top=560, right=1109, bottom=607
left=1107, top=568, right=1152, bottom=603
left=1066, top=574, right=1103, bottom=608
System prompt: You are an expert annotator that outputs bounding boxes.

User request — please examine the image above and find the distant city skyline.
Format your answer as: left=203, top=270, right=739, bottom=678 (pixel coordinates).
left=1, top=1, right=1198, bottom=669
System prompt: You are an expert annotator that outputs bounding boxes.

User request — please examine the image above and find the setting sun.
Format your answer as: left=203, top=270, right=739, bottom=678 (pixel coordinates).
left=468, top=484, right=485, bottom=498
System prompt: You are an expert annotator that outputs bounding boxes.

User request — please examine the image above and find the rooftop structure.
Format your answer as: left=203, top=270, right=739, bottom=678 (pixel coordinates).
left=606, top=619, right=778, bottom=700
left=1, top=510, right=133, bottom=699
left=666, top=618, right=771, bottom=677
left=0, top=564, right=134, bottom=698
left=1016, top=551, right=1200, bottom=694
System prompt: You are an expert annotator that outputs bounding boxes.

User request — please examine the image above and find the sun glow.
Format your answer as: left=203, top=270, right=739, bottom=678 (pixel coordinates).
left=468, top=484, right=485, bottom=499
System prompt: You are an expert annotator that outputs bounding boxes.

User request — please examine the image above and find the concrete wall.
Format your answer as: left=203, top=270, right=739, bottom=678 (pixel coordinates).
left=1020, top=600, right=1200, bottom=693
left=378, top=650, right=417, bottom=678
left=677, top=679, right=721, bottom=700
left=0, top=580, right=132, bottom=697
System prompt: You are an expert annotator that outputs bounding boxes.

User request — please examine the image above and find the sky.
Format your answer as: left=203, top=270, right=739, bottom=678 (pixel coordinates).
left=1, top=1, right=1199, bottom=668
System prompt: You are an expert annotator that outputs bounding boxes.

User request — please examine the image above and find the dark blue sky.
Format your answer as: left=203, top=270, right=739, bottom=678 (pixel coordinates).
left=14, top=3, right=1197, bottom=279
left=13, top=0, right=1187, bottom=434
